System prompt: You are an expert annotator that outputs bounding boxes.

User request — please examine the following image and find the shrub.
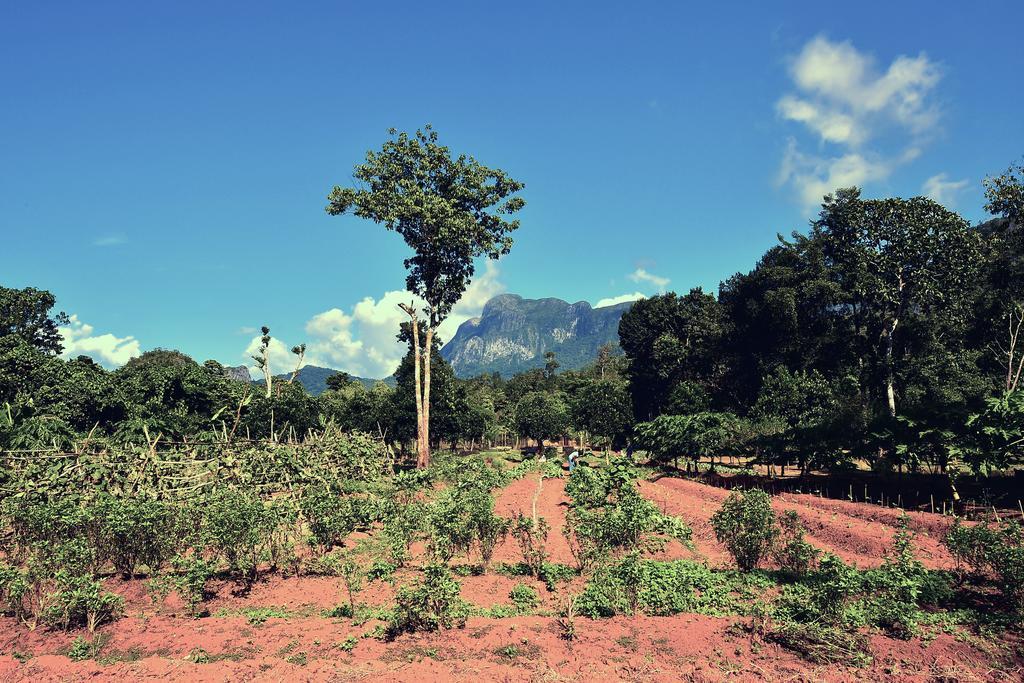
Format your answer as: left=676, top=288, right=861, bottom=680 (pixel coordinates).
left=563, top=459, right=690, bottom=571
left=773, top=511, right=819, bottom=577
left=564, top=466, right=608, bottom=509
left=300, top=487, right=361, bottom=552
left=149, top=554, right=216, bottom=617
left=943, top=518, right=1024, bottom=608
left=576, top=557, right=741, bottom=618
left=89, top=495, right=181, bottom=578
left=462, top=487, right=509, bottom=570
left=3, top=538, right=95, bottom=631
left=509, top=583, right=539, bottom=612
left=775, top=554, right=863, bottom=627
left=538, top=562, right=577, bottom=591
left=425, top=489, right=474, bottom=563
left=510, top=513, right=549, bottom=578
left=387, top=564, right=469, bottom=637
left=862, top=523, right=926, bottom=638
left=376, top=487, right=427, bottom=567
left=201, top=488, right=278, bottom=583
left=67, top=636, right=95, bottom=662
left=46, top=575, right=123, bottom=632
left=943, top=519, right=994, bottom=584
left=710, top=489, right=778, bottom=571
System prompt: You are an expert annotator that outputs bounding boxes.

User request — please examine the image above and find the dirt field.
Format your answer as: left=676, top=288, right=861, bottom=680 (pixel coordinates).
left=0, top=474, right=1020, bottom=682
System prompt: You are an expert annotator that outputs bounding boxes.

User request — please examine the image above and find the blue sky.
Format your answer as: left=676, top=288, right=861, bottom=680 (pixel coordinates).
left=2, top=1, right=1021, bottom=377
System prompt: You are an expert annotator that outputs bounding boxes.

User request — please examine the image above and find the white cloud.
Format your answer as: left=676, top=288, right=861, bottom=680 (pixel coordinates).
left=776, top=36, right=942, bottom=212
left=595, top=292, right=645, bottom=308
left=59, top=315, right=141, bottom=368
left=922, top=173, right=969, bottom=207
left=628, top=268, right=670, bottom=292
left=777, top=139, right=895, bottom=212
left=245, top=261, right=506, bottom=379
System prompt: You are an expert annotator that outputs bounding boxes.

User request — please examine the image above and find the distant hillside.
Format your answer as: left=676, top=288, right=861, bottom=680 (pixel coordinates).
left=256, top=365, right=390, bottom=396
left=222, top=365, right=252, bottom=383
left=440, top=293, right=633, bottom=378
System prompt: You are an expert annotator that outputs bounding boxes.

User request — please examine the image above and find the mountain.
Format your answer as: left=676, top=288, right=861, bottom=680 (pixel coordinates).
left=440, top=293, right=634, bottom=378
left=257, top=365, right=390, bottom=396
left=222, top=365, right=253, bottom=383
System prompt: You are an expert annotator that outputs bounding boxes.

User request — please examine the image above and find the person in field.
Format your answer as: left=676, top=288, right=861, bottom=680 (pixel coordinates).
left=567, top=448, right=579, bottom=472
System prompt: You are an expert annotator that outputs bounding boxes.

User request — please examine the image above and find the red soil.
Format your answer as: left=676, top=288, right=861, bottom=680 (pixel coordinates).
left=640, top=476, right=957, bottom=569
left=0, top=474, right=1018, bottom=682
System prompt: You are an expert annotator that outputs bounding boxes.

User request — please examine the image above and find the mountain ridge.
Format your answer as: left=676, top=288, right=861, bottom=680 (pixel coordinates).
left=440, top=293, right=634, bottom=377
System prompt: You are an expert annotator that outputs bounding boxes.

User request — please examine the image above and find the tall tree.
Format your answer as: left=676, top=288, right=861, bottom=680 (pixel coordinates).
left=0, top=286, right=69, bottom=354
left=813, top=188, right=982, bottom=417
left=981, top=161, right=1024, bottom=392
left=618, top=289, right=726, bottom=421
left=326, top=125, right=525, bottom=467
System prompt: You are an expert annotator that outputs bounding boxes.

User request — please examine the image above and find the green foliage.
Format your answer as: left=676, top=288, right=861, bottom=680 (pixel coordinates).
left=387, top=564, right=470, bottom=637
left=618, top=289, right=725, bottom=421
left=563, top=460, right=690, bottom=571
left=513, top=391, right=569, bottom=447
left=774, top=529, right=937, bottom=641
left=149, top=554, right=216, bottom=617
left=576, top=557, right=748, bottom=618
left=773, top=511, right=819, bottom=578
left=89, top=495, right=181, bottom=579
left=299, top=486, right=364, bottom=552
left=964, top=391, right=1024, bottom=472
left=862, top=523, right=928, bottom=638
left=710, top=489, right=778, bottom=571
left=508, top=583, right=539, bottom=612
left=510, top=513, right=549, bottom=579
left=326, top=125, right=525, bottom=321
left=569, top=378, right=634, bottom=448
left=201, top=488, right=279, bottom=582
left=67, top=635, right=95, bottom=662
left=0, top=286, right=69, bottom=354
left=634, top=412, right=744, bottom=470
left=943, top=518, right=1024, bottom=608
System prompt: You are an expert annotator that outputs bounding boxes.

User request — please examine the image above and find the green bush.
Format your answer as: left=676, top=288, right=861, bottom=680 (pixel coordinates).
left=89, top=495, right=182, bottom=578
left=300, top=487, right=361, bottom=552
left=509, top=583, right=539, bottom=612
left=46, top=575, right=123, bottom=632
left=386, top=564, right=469, bottom=637
left=563, top=459, right=690, bottom=571
left=201, top=488, right=279, bottom=582
left=943, top=518, right=1023, bottom=609
left=988, top=523, right=1024, bottom=608
left=510, top=513, right=549, bottom=578
left=943, top=519, right=995, bottom=584
left=774, top=528, right=934, bottom=640
left=538, top=562, right=577, bottom=591
left=773, top=511, right=819, bottom=577
left=150, top=554, right=217, bottom=617
left=862, top=524, right=927, bottom=638
left=710, top=489, right=778, bottom=571
left=775, top=554, right=864, bottom=627
left=576, top=557, right=742, bottom=618
left=425, top=483, right=510, bottom=568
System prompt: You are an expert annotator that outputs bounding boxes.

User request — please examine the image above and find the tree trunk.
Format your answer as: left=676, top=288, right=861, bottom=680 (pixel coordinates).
left=885, top=317, right=899, bottom=418
left=400, top=304, right=430, bottom=469
left=420, top=323, right=434, bottom=469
